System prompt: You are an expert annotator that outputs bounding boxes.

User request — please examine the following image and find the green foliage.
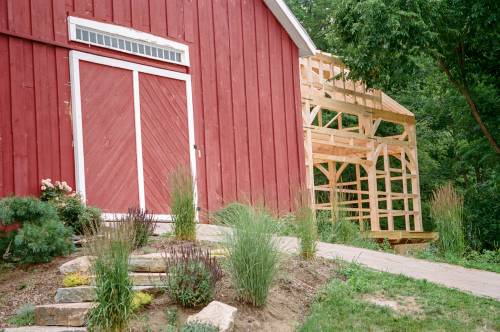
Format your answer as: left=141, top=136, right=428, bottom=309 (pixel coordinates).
left=222, top=205, right=280, bottom=307
left=164, top=246, right=222, bottom=308
left=170, top=168, right=196, bottom=241
left=120, top=207, right=157, bottom=249
left=181, top=322, right=219, bottom=332
left=56, top=195, right=101, bottom=235
left=296, top=206, right=317, bottom=259
left=430, top=183, right=465, bottom=257
left=62, top=273, right=90, bottom=287
left=7, top=303, right=35, bottom=327
left=300, top=263, right=500, bottom=331
left=131, top=291, right=153, bottom=311
left=86, top=223, right=134, bottom=332
left=0, top=196, right=58, bottom=226
left=414, top=247, right=500, bottom=273
left=12, top=218, right=73, bottom=264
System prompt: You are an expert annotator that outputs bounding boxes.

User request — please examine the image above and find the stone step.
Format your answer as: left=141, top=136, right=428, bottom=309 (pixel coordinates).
left=59, top=254, right=167, bottom=275
left=55, top=285, right=164, bottom=303
left=35, top=303, right=94, bottom=327
left=89, top=272, right=166, bottom=286
left=4, top=327, right=86, bottom=332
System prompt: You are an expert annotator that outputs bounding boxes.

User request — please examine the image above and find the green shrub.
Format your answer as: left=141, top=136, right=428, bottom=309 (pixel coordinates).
left=12, top=218, right=73, bottom=264
left=56, top=195, right=101, bottom=235
left=62, top=273, right=90, bottom=287
left=86, top=222, right=134, bottom=332
left=120, top=207, right=157, bottom=248
left=0, top=196, right=58, bottom=226
left=296, top=205, right=317, bottom=259
left=181, top=322, right=219, bottom=332
left=164, top=246, right=222, bottom=308
left=430, top=183, right=465, bottom=257
left=7, top=303, right=35, bottom=326
left=222, top=205, right=280, bottom=306
left=170, top=168, right=196, bottom=241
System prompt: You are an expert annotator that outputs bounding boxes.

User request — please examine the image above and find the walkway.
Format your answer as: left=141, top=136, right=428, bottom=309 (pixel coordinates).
left=155, top=223, right=500, bottom=301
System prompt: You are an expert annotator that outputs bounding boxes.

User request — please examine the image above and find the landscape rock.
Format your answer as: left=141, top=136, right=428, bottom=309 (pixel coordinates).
left=186, top=301, right=237, bottom=332
left=129, top=254, right=166, bottom=272
left=59, top=256, right=93, bottom=275
left=35, top=303, right=94, bottom=327
left=89, top=272, right=166, bottom=286
left=55, top=285, right=163, bottom=303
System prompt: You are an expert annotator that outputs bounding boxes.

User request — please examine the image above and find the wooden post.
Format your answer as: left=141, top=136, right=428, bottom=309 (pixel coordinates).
left=383, top=144, right=394, bottom=230
left=408, top=124, right=423, bottom=231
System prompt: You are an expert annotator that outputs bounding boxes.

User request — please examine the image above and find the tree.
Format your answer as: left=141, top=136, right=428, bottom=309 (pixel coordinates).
left=321, top=0, right=500, bottom=154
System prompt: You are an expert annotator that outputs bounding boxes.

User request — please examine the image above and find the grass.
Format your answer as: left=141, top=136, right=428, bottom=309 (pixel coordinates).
left=412, top=246, right=500, bottom=273
left=221, top=204, right=280, bottom=307
left=296, top=205, right=317, bottom=259
left=300, top=262, right=500, bottom=332
left=85, top=222, right=134, bottom=332
left=7, top=303, right=35, bottom=326
left=429, top=183, right=465, bottom=257
left=170, top=168, right=196, bottom=241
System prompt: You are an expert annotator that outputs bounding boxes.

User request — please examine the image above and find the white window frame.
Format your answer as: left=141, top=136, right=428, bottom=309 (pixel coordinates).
left=69, top=50, right=197, bottom=222
left=68, top=16, right=190, bottom=67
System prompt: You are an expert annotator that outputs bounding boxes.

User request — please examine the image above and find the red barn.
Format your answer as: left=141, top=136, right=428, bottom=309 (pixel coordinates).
left=0, top=0, right=315, bottom=219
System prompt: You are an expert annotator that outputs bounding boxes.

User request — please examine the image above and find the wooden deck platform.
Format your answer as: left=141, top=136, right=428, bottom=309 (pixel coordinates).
left=365, top=231, right=438, bottom=244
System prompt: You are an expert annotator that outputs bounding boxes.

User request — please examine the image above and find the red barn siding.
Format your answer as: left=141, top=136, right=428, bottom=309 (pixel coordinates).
left=0, top=0, right=305, bottom=215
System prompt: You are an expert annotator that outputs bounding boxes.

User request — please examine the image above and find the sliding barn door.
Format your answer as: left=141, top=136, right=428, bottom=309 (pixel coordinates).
left=73, top=52, right=193, bottom=217
left=80, top=61, right=140, bottom=212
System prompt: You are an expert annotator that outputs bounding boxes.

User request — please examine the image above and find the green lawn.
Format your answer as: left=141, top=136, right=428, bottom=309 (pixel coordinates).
left=300, top=263, right=500, bottom=332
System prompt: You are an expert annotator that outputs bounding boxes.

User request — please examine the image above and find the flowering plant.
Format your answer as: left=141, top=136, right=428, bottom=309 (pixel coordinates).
left=40, top=178, right=74, bottom=202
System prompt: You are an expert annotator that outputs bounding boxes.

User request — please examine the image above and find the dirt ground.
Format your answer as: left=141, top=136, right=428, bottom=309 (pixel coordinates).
left=0, top=236, right=339, bottom=330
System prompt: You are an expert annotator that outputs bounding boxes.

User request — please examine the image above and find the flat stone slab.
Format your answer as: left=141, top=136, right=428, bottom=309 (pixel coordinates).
left=4, top=327, right=86, bottom=332
left=35, top=303, right=94, bottom=327
left=129, top=254, right=166, bottom=272
left=187, top=301, right=237, bottom=332
left=55, top=285, right=164, bottom=303
left=89, top=272, right=166, bottom=286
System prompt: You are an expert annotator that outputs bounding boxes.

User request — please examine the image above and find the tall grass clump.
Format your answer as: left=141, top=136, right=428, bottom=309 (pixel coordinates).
left=222, top=205, right=280, bottom=306
left=170, top=168, right=196, bottom=241
left=430, top=183, right=465, bottom=257
left=85, top=222, right=134, bottom=332
left=295, top=192, right=317, bottom=259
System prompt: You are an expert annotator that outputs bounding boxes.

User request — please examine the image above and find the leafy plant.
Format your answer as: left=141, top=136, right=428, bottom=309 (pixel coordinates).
left=164, top=246, right=222, bottom=308
left=181, top=322, right=219, bottom=332
left=120, top=207, right=157, bottom=249
left=430, top=183, right=465, bottom=257
left=63, top=273, right=90, bottom=287
left=56, top=195, right=101, bottom=235
left=7, top=303, right=35, bottom=326
left=0, top=196, right=58, bottom=226
left=85, top=222, right=134, bottom=332
left=222, top=204, right=280, bottom=306
left=131, top=291, right=153, bottom=311
left=170, top=168, right=196, bottom=241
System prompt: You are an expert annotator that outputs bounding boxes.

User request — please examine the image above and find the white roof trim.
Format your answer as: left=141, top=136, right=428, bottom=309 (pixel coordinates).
left=263, top=0, right=316, bottom=57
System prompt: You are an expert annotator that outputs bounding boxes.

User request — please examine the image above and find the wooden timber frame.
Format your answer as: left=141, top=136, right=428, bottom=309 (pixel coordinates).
left=301, top=52, right=423, bottom=234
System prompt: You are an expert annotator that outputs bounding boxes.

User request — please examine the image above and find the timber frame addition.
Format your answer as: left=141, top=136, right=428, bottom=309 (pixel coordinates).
left=301, top=52, right=423, bottom=233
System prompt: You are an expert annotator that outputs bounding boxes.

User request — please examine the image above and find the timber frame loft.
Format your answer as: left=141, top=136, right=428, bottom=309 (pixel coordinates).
left=301, top=52, right=425, bottom=238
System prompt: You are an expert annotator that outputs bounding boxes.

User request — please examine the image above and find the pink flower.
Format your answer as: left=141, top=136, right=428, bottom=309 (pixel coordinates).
left=41, top=185, right=46, bottom=190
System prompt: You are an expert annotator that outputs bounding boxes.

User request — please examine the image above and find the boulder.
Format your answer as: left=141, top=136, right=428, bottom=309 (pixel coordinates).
left=59, top=256, right=93, bottom=275
left=35, top=303, right=94, bottom=327
left=186, top=301, right=237, bottom=332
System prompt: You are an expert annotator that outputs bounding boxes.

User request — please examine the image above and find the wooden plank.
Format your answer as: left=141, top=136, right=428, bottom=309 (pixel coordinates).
left=93, top=0, right=113, bottom=21
left=197, top=0, right=222, bottom=210
left=213, top=0, right=237, bottom=205
left=241, top=0, right=264, bottom=204
left=30, top=0, right=54, bottom=40
left=149, top=0, right=167, bottom=36
left=292, top=44, right=306, bottom=190
left=131, top=0, right=151, bottom=32
left=7, top=0, right=31, bottom=34
left=269, top=14, right=290, bottom=213
left=112, top=0, right=132, bottom=26
left=228, top=0, right=251, bottom=201
left=183, top=0, right=195, bottom=43
left=0, top=36, right=13, bottom=196
left=255, top=0, right=277, bottom=212
left=74, top=0, right=94, bottom=16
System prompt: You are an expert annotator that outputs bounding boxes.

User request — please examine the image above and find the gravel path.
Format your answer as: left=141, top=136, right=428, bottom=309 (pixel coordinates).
left=155, top=223, right=500, bottom=301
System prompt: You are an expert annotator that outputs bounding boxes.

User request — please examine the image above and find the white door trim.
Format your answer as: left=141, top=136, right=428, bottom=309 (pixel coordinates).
left=69, top=50, right=198, bottom=222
